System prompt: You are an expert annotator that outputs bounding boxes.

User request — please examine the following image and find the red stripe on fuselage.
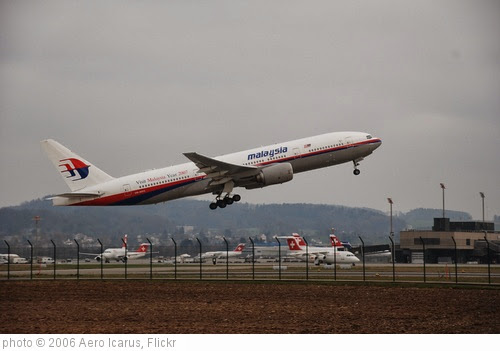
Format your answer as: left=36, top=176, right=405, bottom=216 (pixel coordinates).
left=70, top=176, right=199, bottom=206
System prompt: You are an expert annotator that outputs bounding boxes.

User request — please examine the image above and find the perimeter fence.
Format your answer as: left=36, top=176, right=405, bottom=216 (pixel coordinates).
left=1, top=237, right=498, bottom=285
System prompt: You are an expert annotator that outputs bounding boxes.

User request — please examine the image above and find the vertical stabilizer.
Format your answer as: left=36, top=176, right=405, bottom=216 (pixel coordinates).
left=233, top=244, right=246, bottom=252
left=41, top=139, right=114, bottom=192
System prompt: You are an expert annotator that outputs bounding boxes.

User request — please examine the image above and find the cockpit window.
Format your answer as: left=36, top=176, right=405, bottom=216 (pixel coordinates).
left=366, top=135, right=372, bottom=139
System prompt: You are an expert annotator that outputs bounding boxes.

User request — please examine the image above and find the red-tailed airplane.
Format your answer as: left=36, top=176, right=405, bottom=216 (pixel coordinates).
left=41, top=131, right=381, bottom=209
left=81, top=235, right=150, bottom=263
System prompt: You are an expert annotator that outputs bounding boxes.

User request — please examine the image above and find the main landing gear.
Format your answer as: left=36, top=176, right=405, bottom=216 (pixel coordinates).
left=209, top=194, right=241, bottom=210
left=353, top=160, right=361, bottom=175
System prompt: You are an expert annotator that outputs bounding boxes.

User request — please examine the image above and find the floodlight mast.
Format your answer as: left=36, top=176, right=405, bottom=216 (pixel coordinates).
left=440, top=183, right=446, bottom=218
left=479, top=192, right=485, bottom=224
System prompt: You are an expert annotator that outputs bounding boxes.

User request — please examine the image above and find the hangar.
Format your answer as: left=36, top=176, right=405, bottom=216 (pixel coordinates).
left=400, top=218, right=500, bottom=264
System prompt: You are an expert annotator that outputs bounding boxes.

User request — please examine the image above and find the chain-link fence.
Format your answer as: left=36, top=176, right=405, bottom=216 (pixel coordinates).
left=1, top=237, right=498, bottom=285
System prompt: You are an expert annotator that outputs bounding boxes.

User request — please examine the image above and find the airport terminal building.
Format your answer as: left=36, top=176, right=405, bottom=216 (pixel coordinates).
left=400, top=218, right=500, bottom=264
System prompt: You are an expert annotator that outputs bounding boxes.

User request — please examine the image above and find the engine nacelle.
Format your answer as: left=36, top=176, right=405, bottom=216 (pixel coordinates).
left=314, top=255, right=326, bottom=266
left=250, top=163, right=293, bottom=188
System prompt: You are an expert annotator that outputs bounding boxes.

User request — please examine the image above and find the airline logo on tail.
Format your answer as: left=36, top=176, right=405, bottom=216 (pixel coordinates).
left=136, top=243, right=149, bottom=253
left=330, top=234, right=343, bottom=247
left=287, top=238, right=301, bottom=251
left=59, top=158, right=90, bottom=181
left=292, top=233, right=307, bottom=246
left=234, top=244, right=245, bottom=252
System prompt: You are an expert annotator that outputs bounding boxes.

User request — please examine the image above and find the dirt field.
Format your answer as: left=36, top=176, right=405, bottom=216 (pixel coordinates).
left=1, top=280, right=499, bottom=333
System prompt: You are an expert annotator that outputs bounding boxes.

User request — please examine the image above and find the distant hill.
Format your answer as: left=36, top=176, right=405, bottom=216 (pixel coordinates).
left=398, top=208, right=473, bottom=230
left=0, top=198, right=476, bottom=247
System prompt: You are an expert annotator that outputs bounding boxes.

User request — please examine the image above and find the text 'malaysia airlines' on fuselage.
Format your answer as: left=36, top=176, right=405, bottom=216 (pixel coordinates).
left=41, top=131, right=381, bottom=209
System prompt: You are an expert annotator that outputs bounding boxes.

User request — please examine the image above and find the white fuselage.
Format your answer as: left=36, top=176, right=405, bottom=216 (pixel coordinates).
left=51, top=131, right=381, bottom=206
left=98, top=248, right=147, bottom=262
left=317, top=249, right=360, bottom=265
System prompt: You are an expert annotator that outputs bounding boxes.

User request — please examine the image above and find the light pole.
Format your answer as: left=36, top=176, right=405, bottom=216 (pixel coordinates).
left=387, top=198, right=394, bottom=238
left=479, top=192, right=485, bottom=224
left=440, top=183, right=446, bottom=218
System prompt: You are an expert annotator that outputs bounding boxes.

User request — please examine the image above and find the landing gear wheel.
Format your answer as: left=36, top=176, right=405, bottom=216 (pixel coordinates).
left=353, top=169, right=360, bottom=176
left=209, top=193, right=241, bottom=209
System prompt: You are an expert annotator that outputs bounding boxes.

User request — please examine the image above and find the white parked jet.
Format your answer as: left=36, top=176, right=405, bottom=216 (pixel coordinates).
left=286, top=236, right=360, bottom=265
left=201, top=243, right=246, bottom=264
left=82, top=236, right=150, bottom=263
left=41, top=131, right=381, bottom=209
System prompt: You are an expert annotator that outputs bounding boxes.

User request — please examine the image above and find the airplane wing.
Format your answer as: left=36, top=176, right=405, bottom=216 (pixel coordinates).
left=183, top=152, right=259, bottom=186
left=184, top=152, right=257, bottom=175
left=79, top=252, right=101, bottom=256
left=49, top=191, right=103, bottom=199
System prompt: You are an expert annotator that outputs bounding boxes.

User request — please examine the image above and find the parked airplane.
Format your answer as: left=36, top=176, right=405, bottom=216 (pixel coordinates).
left=286, top=237, right=359, bottom=265
left=0, top=254, right=28, bottom=264
left=41, top=131, right=381, bottom=209
left=81, top=236, right=150, bottom=263
left=201, top=243, right=246, bottom=264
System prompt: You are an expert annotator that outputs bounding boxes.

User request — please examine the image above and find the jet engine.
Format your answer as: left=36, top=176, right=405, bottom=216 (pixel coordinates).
left=247, top=163, right=293, bottom=189
left=314, top=255, right=326, bottom=266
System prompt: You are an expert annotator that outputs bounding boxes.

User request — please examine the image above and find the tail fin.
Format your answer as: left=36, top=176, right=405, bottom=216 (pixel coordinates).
left=287, top=238, right=302, bottom=251
left=136, top=243, right=150, bottom=253
left=292, top=233, right=307, bottom=247
left=122, top=235, right=128, bottom=248
left=330, top=234, right=344, bottom=248
left=233, top=244, right=245, bottom=252
left=40, top=139, right=114, bottom=191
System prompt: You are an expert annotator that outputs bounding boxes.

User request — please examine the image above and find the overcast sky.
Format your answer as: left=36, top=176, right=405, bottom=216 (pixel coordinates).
left=1, top=0, right=499, bottom=220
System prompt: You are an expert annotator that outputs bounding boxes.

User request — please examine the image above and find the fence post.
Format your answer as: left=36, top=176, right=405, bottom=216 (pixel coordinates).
left=196, top=238, right=202, bottom=280
left=303, top=237, right=309, bottom=281
left=223, top=237, right=229, bottom=280
left=27, top=240, right=33, bottom=280
left=275, top=237, right=281, bottom=280
left=248, top=237, right=255, bottom=280
left=50, top=240, right=56, bottom=280
left=121, top=238, right=128, bottom=280
left=147, top=238, right=153, bottom=280
left=4, top=240, right=10, bottom=280
left=484, top=233, right=491, bottom=285
left=359, top=236, right=365, bottom=281
left=451, top=236, right=458, bottom=284
left=74, top=239, right=80, bottom=280
left=97, top=239, right=103, bottom=280
left=171, top=238, right=177, bottom=280
left=389, top=236, right=395, bottom=282
left=419, top=237, right=426, bottom=283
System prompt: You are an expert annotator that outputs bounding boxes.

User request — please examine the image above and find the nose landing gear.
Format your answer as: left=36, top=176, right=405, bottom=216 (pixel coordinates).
left=353, top=159, right=363, bottom=175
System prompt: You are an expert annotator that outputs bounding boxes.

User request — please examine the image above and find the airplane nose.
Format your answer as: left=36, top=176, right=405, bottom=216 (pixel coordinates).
left=372, top=137, right=382, bottom=150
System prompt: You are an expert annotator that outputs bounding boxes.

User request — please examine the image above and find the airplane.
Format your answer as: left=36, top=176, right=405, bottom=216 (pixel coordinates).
left=81, top=236, right=151, bottom=263
left=0, top=254, right=28, bottom=264
left=41, top=131, right=381, bottom=209
left=201, top=243, right=246, bottom=264
left=286, top=236, right=360, bottom=265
